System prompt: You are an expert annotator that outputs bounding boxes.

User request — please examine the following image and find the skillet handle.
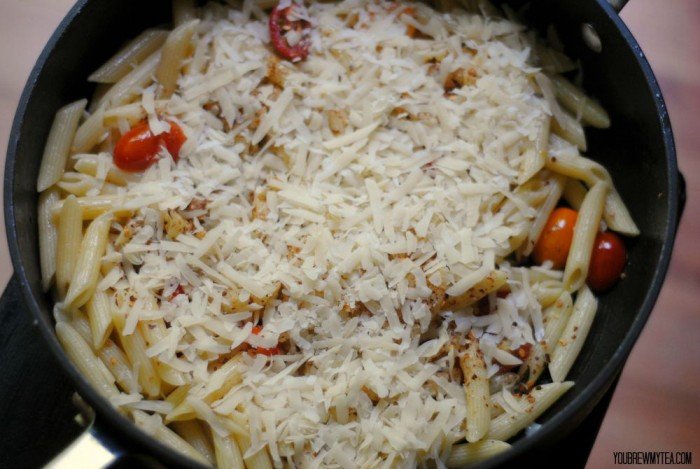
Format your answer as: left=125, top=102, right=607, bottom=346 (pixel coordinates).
left=44, top=394, right=123, bottom=469
left=676, top=171, right=687, bottom=228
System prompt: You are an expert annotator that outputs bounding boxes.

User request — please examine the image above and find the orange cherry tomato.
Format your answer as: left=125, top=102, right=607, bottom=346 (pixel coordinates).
left=532, top=207, right=578, bottom=269
left=113, top=120, right=186, bottom=172
left=250, top=326, right=282, bottom=356
left=587, top=231, right=627, bottom=292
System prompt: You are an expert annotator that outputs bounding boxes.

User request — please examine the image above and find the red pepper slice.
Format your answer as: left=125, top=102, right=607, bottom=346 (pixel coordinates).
left=250, top=325, right=282, bottom=356
left=269, top=3, right=312, bottom=62
left=113, top=120, right=187, bottom=172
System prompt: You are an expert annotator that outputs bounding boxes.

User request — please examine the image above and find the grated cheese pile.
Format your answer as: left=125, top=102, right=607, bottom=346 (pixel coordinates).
left=73, top=0, right=578, bottom=465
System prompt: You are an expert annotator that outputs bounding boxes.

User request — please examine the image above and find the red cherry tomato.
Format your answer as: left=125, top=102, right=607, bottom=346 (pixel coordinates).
left=250, top=325, right=282, bottom=356
left=587, top=231, right=627, bottom=292
left=532, top=207, right=578, bottom=269
left=269, top=3, right=312, bottom=62
left=113, top=120, right=186, bottom=172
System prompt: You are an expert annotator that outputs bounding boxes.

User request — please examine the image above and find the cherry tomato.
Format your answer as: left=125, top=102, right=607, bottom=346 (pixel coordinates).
left=113, top=120, right=186, bottom=172
left=532, top=207, right=578, bottom=269
left=587, top=231, right=627, bottom=292
left=250, top=325, right=282, bottom=356
left=269, top=3, right=312, bottom=62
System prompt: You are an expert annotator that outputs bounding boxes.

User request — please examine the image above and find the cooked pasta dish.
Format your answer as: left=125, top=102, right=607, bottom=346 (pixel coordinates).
left=36, top=0, right=638, bottom=466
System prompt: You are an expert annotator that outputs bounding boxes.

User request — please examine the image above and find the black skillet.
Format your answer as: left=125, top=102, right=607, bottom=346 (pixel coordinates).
left=3, top=0, right=685, bottom=466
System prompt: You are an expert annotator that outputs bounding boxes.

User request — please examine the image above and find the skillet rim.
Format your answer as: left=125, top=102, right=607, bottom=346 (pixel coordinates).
left=3, top=0, right=680, bottom=466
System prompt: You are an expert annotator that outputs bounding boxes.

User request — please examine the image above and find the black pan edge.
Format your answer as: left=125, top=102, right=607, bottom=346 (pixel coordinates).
left=3, top=0, right=681, bottom=467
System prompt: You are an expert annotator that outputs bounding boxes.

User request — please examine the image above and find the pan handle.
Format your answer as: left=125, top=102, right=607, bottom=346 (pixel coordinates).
left=44, top=394, right=123, bottom=469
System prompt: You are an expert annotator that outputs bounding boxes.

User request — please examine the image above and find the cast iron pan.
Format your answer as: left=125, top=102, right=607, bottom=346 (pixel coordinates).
left=3, top=0, right=685, bottom=466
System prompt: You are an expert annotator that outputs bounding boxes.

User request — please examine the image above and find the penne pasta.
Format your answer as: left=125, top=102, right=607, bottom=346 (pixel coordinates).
left=545, top=154, right=639, bottom=236
left=73, top=154, right=133, bottom=186
left=550, top=75, right=610, bottom=129
left=55, top=195, right=83, bottom=298
left=562, top=178, right=587, bottom=210
left=140, top=320, right=188, bottom=386
left=113, top=312, right=162, bottom=398
left=89, top=29, right=169, bottom=84
left=212, top=432, right=246, bottom=469
left=52, top=194, right=131, bottom=222
left=86, top=289, right=114, bottom=349
left=522, top=291, right=573, bottom=388
left=563, top=181, right=608, bottom=292
left=460, top=338, right=490, bottom=442
left=56, top=322, right=118, bottom=398
left=488, top=382, right=573, bottom=441
left=57, top=172, right=102, bottom=196
left=549, top=286, right=598, bottom=382
left=72, top=107, right=107, bottom=154
left=37, top=99, right=88, bottom=192
left=446, top=440, right=511, bottom=468
left=173, top=420, right=216, bottom=465
left=98, top=339, right=138, bottom=394
left=234, top=432, right=273, bottom=469
left=157, top=20, right=199, bottom=98
left=522, top=174, right=565, bottom=256
left=64, top=214, right=112, bottom=311
left=551, top=109, right=587, bottom=151
left=132, top=411, right=209, bottom=464
left=38, top=188, right=61, bottom=292
left=93, top=51, right=161, bottom=111
left=442, top=270, right=508, bottom=312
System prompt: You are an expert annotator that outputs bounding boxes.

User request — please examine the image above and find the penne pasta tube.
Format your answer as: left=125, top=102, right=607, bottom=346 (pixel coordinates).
left=446, top=440, right=511, bottom=468
left=113, top=312, right=162, bottom=398
left=562, top=178, right=587, bottom=210
left=140, top=320, right=188, bottom=386
left=73, top=155, right=133, bottom=186
left=38, top=188, right=61, bottom=292
left=57, top=172, right=101, bottom=196
left=56, top=322, right=118, bottom=398
left=52, top=194, right=132, bottom=221
left=64, top=214, right=112, bottom=311
left=212, top=432, right=246, bottom=469
left=132, top=411, right=209, bottom=464
left=551, top=110, right=587, bottom=151
left=93, top=51, right=161, bottom=111
left=460, top=338, right=490, bottom=442
left=37, top=99, right=88, bottom=192
left=72, top=107, right=107, bottom=154
left=563, top=181, right=608, bottom=292
left=522, top=174, right=565, bottom=256
left=157, top=20, right=199, bottom=98
left=86, top=289, right=114, bottom=349
left=542, top=291, right=574, bottom=351
left=546, top=154, right=639, bottom=236
left=55, top=195, right=83, bottom=298
left=234, top=432, right=273, bottom=469
left=89, top=29, right=169, bottom=84
left=549, top=286, right=598, bottom=382
left=442, top=270, right=508, bottom=312
left=172, top=420, right=216, bottom=465
left=165, top=384, right=192, bottom=407
left=71, top=314, right=94, bottom=346
left=522, top=291, right=573, bottom=388
left=550, top=75, right=610, bottom=129
left=488, top=381, right=573, bottom=440
left=98, top=339, right=138, bottom=394
left=104, top=103, right=148, bottom=128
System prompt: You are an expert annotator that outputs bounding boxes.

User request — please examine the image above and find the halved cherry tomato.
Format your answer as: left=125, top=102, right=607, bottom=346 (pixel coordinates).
left=269, top=3, right=312, bottom=62
left=587, top=231, right=627, bottom=292
left=113, top=120, right=186, bottom=172
left=250, top=325, right=282, bottom=356
left=532, top=207, right=578, bottom=269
